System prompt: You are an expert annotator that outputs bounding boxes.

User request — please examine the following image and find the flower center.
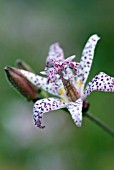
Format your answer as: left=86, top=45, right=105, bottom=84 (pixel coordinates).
left=46, top=58, right=80, bottom=102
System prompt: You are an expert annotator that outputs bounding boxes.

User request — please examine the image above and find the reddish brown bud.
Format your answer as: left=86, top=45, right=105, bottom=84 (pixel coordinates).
left=4, top=66, right=38, bottom=101
left=16, top=59, right=33, bottom=72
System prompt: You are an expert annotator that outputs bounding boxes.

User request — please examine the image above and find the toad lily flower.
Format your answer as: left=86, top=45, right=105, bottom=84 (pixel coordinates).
left=20, top=34, right=114, bottom=129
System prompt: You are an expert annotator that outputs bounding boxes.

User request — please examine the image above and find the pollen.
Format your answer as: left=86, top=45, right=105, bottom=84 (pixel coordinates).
left=76, top=81, right=83, bottom=86
left=61, top=99, right=65, bottom=102
left=59, top=88, right=65, bottom=95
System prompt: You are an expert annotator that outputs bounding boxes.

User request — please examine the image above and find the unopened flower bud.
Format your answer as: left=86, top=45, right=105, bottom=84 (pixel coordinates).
left=16, top=59, right=33, bottom=72
left=4, top=66, right=38, bottom=101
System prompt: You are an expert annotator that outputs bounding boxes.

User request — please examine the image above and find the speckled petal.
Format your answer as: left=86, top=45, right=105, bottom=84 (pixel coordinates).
left=33, top=98, right=67, bottom=128
left=67, top=98, right=83, bottom=127
left=77, top=34, right=100, bottom=86
left=20, top=69, right=59, bottom=96
left=46, top=43, right=64, bottom=63
left=83, top=72, right=114, bottom=100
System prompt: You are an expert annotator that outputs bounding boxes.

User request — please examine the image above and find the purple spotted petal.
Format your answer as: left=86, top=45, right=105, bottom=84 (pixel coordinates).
left=46, top=68, right=58, bottom=84
left=46, top=43, right=64, bottom=64
left=33, top=98, right=67, bottom=128
left=77, top=34, right=100, bottom=86
left=20, top=69, right=59, bottom=96
left=67, top=98, right=83, bottom=127
left=83, top=72, right=114, bottom=100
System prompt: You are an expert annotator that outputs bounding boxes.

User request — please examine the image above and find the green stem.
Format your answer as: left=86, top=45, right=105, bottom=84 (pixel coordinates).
left=85, top=112, right=114, bottom=137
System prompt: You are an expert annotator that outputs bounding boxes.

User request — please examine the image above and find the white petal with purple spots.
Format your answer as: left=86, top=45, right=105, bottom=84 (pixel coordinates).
left=83, top=72, right=114, bottom=100
left=77, top=34, right=100, bottom=86
left=33, top=98, right=67, bottom=128
left=46, top=43, right=64, bottom=64
left=67, top=98, right=83, bottom=127
left=20, top=69, right=60, bottom=96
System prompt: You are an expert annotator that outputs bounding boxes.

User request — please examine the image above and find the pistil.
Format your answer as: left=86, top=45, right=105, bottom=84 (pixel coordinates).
left=58, top=69, right=80, bottom=102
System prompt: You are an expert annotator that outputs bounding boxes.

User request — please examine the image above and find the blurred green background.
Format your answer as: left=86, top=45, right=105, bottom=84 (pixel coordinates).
left=1, top=0, right=114, bottom=169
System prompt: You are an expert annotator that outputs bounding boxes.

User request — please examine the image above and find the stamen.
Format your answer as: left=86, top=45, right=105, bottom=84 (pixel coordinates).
left=61, top=99, right=65, bottom=102
left=76, top=81, right=83, bottom=86
left=59, top=88, right=65, bottom=95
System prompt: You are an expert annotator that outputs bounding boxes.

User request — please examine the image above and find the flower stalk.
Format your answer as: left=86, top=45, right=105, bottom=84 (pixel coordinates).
left=85, top=112, right=114, bottom=137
